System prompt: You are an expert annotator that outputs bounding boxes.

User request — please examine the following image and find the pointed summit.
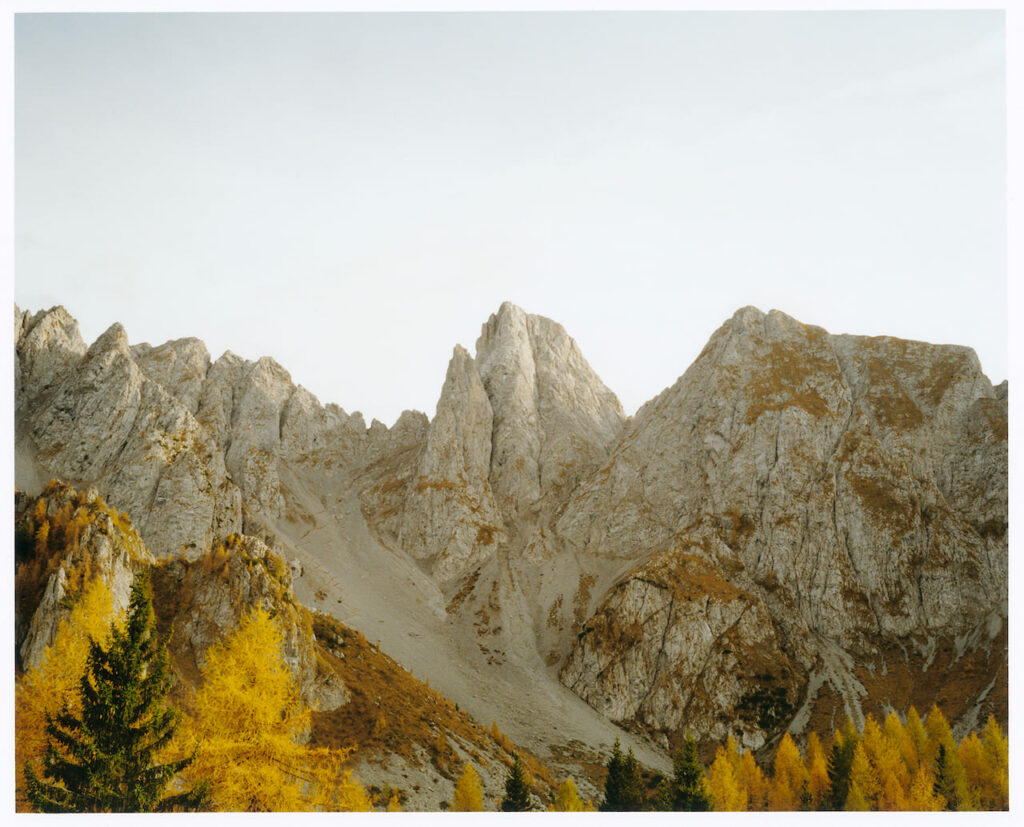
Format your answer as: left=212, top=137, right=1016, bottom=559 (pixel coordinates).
left=472, top=303, right=624, bottom=517
left=15, top=305, right=88, bottom=401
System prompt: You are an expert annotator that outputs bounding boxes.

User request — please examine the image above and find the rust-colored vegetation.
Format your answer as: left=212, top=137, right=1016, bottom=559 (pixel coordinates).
left=308, top=612, right=555, bottom=795
left=846, top=472, right=914, bottom=534
left=14, top=480, right=146, bottom=656
left=743, top=342, right=836, bottom=424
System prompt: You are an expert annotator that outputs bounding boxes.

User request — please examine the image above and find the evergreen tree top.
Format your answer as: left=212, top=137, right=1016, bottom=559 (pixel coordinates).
left=25, top=571, right=208, bottom=813
left=501, top=753, right=532, bottom=812
left=601, top=738, right=644, bottom=811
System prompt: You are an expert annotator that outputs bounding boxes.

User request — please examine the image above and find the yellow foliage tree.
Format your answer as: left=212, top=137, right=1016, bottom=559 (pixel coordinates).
left=452, top=763, right=484, bottom=812
left=860, top=714, right=884, bottom=769
left=879, top=773, right=908, bottom=811
left=906, top=764, right=943, bottom=811
left=924, top=705, right=954, bottom=765
left=738, top=749, right=770, bottom=811
left=873, top=739, right=910, bottom=811
left=549, top=776, right=586, bottom=812
left=34, top=520, right=50, bottom=554
left=769, top=733, right=806, bottom=810
left=804, top=732, right=830, bottom=810
left=844, top=780, right=870, bottom=811
left=904, top=706, right=927, bottom=768
left=385, top=790, right=403, bottom=812
left=708, top=747, right=747, bottom=811
left=307, top=754, right=372, bottom=813
left=881, top=710, right=904, bottom=744
left=722, top=735, right=743, bottom=773
left=178, top=608, right=366, bottom=811
left=956, top=733, right=986, bottom=811
left=848, top=741, right=880, bottom=809
left=15, top=578, right=119, bottom=811
left=979, top=716, right=1009, bottom=810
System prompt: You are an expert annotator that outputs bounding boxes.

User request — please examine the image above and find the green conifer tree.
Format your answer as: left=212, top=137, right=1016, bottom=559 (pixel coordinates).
left=798, top=778, right=814, bottom=811
left=661, top=734, right=712, bottom=811
left=500, top=753, right=532, bottom=812
left=824, top=722, right=858, bottom=811
left=933, top=743, right=960, bottom=811
left=24, top=572, right=207, bottom=813
left=600, top=738, right=645, bottom=811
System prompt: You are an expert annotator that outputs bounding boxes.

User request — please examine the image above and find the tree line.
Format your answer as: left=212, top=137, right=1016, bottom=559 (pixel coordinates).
left=587, top=706, right=1007, bottom=811
left=444, top=701, right=1008, bottom=812
left=16, top=570, right=1008, bottom=812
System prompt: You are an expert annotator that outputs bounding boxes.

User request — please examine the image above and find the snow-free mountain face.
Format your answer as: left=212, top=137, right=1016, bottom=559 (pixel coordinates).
left=14, top=302, right=1006, bottom=765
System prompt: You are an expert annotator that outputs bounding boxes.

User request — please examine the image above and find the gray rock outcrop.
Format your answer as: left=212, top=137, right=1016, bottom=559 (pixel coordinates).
left=152, top=534, right=347, bottom=711
left=15, top=481, right=155, bottom=670
left=554, top=307, right=1007, bottom=744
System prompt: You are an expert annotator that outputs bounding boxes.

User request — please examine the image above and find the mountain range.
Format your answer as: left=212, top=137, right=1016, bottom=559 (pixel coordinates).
left=14, top=301, right=1007, bottom=803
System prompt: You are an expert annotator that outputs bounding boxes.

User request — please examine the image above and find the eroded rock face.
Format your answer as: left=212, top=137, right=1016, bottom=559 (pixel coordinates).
left=152, top=534, right=347, bottom=711
left=15, top=481, right=154, bottom=671
left=15, top=304, right=88, bottom=408
left=362, top=302, right=626, bottom=586
left=475, top=302, right=625, bottom=517
left=14, top=306, right=426, bottom=561
left=556, top=307, right=1007, bottom=744
left=392, top=345, right=505, bottom=586
left=20, top=320, right=240, bottom=558
left=132, top=337, right=211, bottom=415
left=561, top=535, right=802, bottom=751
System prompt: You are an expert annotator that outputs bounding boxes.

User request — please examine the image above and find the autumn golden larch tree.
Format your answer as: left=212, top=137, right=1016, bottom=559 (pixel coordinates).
left=708, top=746, right=746, bottom=811
left=905, top=764, right=944, bottom=811
left=804, top=731, right=830, bottom=810
left=769, top=732, right=807, bottom=810
left=549, top=776, right=588, bottom=812
left=177, top=607, right=368, bottom=811
left=739, top=748, right=770, bottom=811
left=846, top=741, right=880, bottom=810
left=452, top=762, right=484, bottom=812
left=978, top=716, right=1009, bottom=810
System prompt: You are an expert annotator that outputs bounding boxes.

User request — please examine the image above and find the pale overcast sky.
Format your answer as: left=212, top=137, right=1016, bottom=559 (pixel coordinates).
left=14, top=10, right=1007, bottom=426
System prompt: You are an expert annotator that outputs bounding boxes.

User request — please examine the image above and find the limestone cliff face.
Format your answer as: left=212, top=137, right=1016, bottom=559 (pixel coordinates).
left=361, top=302, right=625, bottom=586
left=390, top=345, right=505, bottom=586
left=15, top=306, right=425, bottom=562
left=475, top=302, right=625, bottom=518
left=17, top=317, right=241, bottom=558
left=555, top=308, right=1006, bottom=747
left=15, top=305, right=88, bottom=410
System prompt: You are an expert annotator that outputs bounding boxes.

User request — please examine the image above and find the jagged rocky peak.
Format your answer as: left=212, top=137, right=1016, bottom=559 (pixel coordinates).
left=423, top=345, right=494, bottom=481
left=15, top=304, right=88, bottom=403
left=392, top=344, right=505, bottom=586
left=15, top=303, right=432, bottom=561
left=475, top=301, right=625, bottom=515
left=361, top=301, right=626, bottom=587
left=132, top=337, right=211, bottom=414
left=19, top=314, right=241, bottom=559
